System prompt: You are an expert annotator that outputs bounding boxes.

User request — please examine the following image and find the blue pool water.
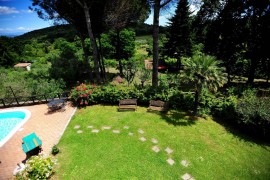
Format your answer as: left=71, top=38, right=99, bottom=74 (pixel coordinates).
left=0, top=109, right=31, bottom=147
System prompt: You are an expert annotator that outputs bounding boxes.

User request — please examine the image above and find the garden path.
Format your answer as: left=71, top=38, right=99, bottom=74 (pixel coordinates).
left=74, top=124, right=194, bottom=179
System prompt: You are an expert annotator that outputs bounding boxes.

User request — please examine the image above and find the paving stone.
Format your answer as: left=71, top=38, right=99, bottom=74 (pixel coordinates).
left=138, top=129, right=144, bottom=134
left=91, top=129, right=99, bottom=133
left=167, top=158, right=175, bottom=165
left=74, top=125, right=80, bottom=129
left=181, top=160, right=189, bottom=167
left=77, top=130, right=83, bottom=134
left=165, top=147, right=173, bottom=154
left=140, top=137, right=146, bottom=142
left=123, top=125, right=129, bottom=129
left=113, top=130, right=120, bottom=134
left=152, top=146, right=160, bottom=153
left=181, top=173, right=194, bottom=180
left=128, top=132, right=134, bottom=136
left=151, top=138, right=158, bottom=144
left=102, top=126, right=111, bottom=130
left=87, top=125, right=93, bottom=129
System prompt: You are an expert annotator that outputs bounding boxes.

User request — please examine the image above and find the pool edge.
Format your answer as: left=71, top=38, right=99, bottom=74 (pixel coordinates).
left=0, top=109, right=31, bottom=148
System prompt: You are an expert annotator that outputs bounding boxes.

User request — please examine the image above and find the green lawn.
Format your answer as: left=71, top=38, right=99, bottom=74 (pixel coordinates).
left=54, top=105, right=270, bottom=179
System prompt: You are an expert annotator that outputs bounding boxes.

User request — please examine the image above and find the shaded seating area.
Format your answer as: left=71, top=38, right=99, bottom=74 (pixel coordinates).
left=47, top=98, right=66, bottom=113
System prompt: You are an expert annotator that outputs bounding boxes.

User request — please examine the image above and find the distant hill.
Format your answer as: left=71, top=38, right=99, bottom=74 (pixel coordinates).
left=131, top=23, right=168, bottom=36
left=15, top=23, right=167, bottom=42
left=16, top=24, right=77, bottom=42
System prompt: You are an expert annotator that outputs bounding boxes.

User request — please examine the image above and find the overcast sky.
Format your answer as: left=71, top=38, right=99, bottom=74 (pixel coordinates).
left=0, top=0, right=201, bottom=36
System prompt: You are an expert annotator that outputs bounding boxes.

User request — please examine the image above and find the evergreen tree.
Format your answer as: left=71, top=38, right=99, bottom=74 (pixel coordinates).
left=163, top=0, right=192, bottom=69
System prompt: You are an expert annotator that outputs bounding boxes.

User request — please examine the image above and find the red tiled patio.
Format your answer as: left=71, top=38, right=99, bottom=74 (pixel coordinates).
left=0, top=103, right=76, bottom=179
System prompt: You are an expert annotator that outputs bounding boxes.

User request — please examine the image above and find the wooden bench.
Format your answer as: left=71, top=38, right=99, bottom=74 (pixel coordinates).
left=118, top=99, right=137, bottom=111
left=147, top=100, right=168, bottom=112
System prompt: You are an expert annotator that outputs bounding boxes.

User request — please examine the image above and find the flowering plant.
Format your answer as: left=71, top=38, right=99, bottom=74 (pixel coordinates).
left=16, top=154, right=57, bottom=179
left=70, top=83, right=96, bottom=106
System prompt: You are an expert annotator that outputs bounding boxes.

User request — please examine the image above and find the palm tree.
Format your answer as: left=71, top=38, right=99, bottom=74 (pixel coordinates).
left=181, top=51, right=227, bottom=115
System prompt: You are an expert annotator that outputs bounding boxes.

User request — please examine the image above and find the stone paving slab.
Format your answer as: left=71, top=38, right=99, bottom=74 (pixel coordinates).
left=112, top=130, right=120, bottom=134
left=167, top=158, right=175, bottom=165
left=77, top=130, right=83, bottom=134
left=151, top=138, right=158, bottom=144
left=128, top=132, right=134, bottom=136
left=91, top=129, right=99, bottom=133
left=181, top=173, right=194, bottom=180
left=102, top=126, right=111, bottom=130
left=87, top=125, right=93, bottom=129
left=152, top=145, right=160, bottom=153
left=123, top=126, right=129, bottom=129
left=181, top=160, right=189, bottom=167
left=140, top=137, right=146, bottom=142
left=0, top=103, right=76, bottom=179
left=74, top=125, right=80, bottom=129
left=165, top=147, right=173, bottom=154
left=138, top=129, right=144, bottom=134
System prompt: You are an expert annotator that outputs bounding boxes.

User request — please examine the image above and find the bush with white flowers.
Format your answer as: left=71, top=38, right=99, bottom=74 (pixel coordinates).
left=16, top=154, right=57, bottom=179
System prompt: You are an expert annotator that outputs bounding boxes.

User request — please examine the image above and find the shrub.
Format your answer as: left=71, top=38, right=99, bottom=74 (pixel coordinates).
left=70, top=83, right=96, bottom=106
left=75, top=83, right=195, bottom=109
left=16, top=155, right=56, bottom=179
left=51, top=145, right=60, bottom=155
left=91, top=85, right=141, bottom=104
left=235, top=97, right=270, bottom=136
left=168, top=91, right=194, bottom=110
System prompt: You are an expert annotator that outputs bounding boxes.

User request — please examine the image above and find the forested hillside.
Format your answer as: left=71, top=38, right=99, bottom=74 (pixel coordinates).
left=15, top=24, right=77, bottom=42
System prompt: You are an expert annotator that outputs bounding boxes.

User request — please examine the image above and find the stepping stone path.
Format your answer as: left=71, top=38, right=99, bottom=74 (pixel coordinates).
left=91, top=129, right=99, bottom=133
left=181, top=173, right=195, bottom=180
left=128, top=132, right=134, bottom=136
left=151, top=138, right=158, bottom=144
left=113, top=130, right=120, bottom=134
left=73, top=124, right=188, bottom=169
left=152, top=146, right=160, bottom=153
left=77, top=130, right=83, bottom=134
left=167, top=158, right=175, bottom=165
left=165, top=147, right=173, bottom=154
left=138, top=129, right=144, bottom=134
left=140, top=137, right=146, bottom=142
left=181, top=160, right=189, bottom=167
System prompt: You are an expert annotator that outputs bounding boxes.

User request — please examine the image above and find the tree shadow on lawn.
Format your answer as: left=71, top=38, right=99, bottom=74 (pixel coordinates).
left=214, top=117, right=270, bottom=149
left=148, top=110, right=197, bottom=126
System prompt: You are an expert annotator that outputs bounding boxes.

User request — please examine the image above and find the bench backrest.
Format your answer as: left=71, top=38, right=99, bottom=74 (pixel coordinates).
left=119, top=99, right=137, bottom=105
left=149, top=100, right=167, bottom=107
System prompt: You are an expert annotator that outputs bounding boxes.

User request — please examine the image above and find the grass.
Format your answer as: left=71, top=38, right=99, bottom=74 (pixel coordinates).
left=54, top=105, right=270, bottom=179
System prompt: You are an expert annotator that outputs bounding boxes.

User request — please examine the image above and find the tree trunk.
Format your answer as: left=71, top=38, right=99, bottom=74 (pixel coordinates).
left=97, top=36, right=107, bottom=81
left=152, top=0, right=160, bottom=87
left=82, top=2, right=101, bottom=84
left=194, top=89, right=199, bottom=115
left=79, top=33, right=93, bottom=83
left=226, top=66, right=231, bottom=84
left=247, top=58, right=257, bottom=85
left=117, top=30, right=123, bottom=76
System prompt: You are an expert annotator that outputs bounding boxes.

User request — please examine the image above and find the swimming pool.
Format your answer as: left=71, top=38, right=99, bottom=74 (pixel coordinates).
left=0, top=109, right=31, bottom=147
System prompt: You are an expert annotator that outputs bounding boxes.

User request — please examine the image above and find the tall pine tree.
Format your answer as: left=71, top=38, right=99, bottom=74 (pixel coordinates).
left=163, top=0, right=192, bottom=69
